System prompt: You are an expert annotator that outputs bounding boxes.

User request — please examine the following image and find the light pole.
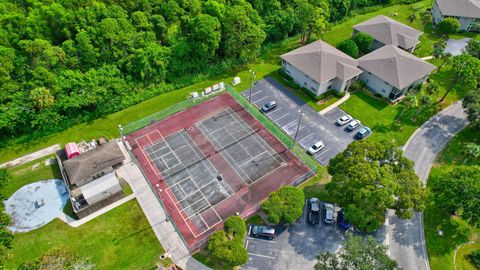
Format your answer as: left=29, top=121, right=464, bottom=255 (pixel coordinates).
left=248, top=69, right=256, bottom=104
left=118, top=124, right=124, bottom=139
left=293, top=109, right=304, bottom=147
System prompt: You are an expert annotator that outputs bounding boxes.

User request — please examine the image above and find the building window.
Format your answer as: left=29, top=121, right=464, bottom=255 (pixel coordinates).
left=328, top=85, right=333, bottom=90
left=305, top=74, right=310, bottom=79
left=310, top=87, right=316, bottom=92
left=385, top=82, right=390, bottom=86
left=368, top=72, right=372, bottom=75
left=285, top=69, right=290, bottom=74
left=304, top=82, right=307, bottom=86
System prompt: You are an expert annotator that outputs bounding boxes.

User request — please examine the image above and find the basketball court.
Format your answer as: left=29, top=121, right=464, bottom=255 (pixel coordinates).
left=126, top=93, right=312, bottom=251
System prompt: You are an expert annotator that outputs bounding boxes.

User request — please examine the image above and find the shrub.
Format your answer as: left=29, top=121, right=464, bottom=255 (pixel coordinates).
left=352, top=32, right=373, bottom=53
left=337, top=39, right=359, bottom=58
left=262, top=186, right=305, bottom=224
left=438, top=18, right=460, bottom=35
left=223, top=216, right=246, bottom=243
left=469, top=250, right=480, bottom=268
left=207, top=230, right=248, bottom=267
left=301, top=87, right=322, bottom=101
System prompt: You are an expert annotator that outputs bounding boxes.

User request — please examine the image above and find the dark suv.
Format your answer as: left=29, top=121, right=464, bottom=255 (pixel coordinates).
left=251, top=225, right=276, bottom=240
left=308, top=198, right=321, bottom=225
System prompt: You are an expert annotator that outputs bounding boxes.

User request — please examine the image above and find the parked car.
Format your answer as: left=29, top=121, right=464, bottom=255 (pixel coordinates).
left=337, top=210, right=351, bottom=230
left=323, top=203, right=334, bottom=224
left=251, top=225, right=276, bottom=239
left=346, top=120, right=361, bottom=131
left=308, top=198, right=321, bottom=225
left=356, top=127, right=372, bottom=139
left=336, top=115, right=352, bottom=126
left=261, top=101, right=277, bottom=113
left=307, top=141, right=324, bottom=155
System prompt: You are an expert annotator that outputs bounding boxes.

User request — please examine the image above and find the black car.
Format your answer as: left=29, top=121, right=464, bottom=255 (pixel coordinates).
left=261, top=101, right=277, bottom=113
left=308, top=198, right=321, bottom=225
left=251, top=225, right=276, bottom=240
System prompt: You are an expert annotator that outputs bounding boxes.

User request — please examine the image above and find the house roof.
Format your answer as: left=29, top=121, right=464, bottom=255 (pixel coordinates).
left=80, top=172, right=120, bottom=201
left=358, top=45, right=436, bottom=89
left=353, top=15, right=422, bottom=50
left=280, top=40, right=363, bottom=84
left=63, top=141, right=125, bottom=187
left=435, top=0, right=480, bottom=19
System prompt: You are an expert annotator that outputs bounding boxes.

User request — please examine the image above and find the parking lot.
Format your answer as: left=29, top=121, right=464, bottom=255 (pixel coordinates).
left=243, top=201, right=345, bottom=270
left=242, top=77, right=364, bottom=165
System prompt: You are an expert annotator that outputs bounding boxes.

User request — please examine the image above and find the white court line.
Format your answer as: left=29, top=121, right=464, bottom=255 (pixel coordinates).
left=248, top=253, right=276, bottom=259
left=246, top=237, right=277, bottom=244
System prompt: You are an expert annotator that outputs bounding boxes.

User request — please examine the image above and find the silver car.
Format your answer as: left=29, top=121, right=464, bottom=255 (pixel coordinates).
left=307, top=141, right=324, bottom=155
left=323, top=203, right=334, bottom=224
left=336, top=115, right=352, bottom=126
left=346, top=120, right=361, bottom=131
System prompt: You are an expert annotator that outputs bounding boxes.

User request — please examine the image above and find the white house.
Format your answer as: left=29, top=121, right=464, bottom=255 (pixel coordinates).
left=280, top=40, right=363, bottom=96
left=431, top=0, right=480, bottom=32
left=353, top=15, right=423, bottom=53
left=358, top=45, right=436, bottom=101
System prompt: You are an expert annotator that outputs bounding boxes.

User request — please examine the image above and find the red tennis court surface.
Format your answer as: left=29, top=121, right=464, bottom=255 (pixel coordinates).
left=125, top=93, right=312, bottom=252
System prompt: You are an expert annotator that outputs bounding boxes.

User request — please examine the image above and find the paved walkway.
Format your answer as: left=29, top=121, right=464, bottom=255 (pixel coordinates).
left=58, top=194, right=136, bottom=227
left=0, top=144, right=60, bottom=169
left=421, top=56, right=434, bottom=61
left=386, top=101, right=469, bottom=270
left=118, top=161, right=210, bottom=270
left=319, top=91, right=350, bottom=115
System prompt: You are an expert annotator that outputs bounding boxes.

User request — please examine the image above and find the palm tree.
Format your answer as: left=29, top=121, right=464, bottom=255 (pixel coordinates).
left=420, top=11, right=432, bottom=26
left=462, top=143, right=480, bottom=164
left=399, top=94, right=418, bottom=120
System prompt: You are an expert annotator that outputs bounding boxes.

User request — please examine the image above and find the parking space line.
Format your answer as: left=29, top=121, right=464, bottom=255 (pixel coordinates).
left=271, top=112, right=289, bottom=121
left=299, top=133, right=315, bottom=143
left=266, top=107, right=282, bottom=116
left=248, top=253, right=276, bottom=259
left=253, top=96, right=268, bottom=104
left=314, top=147, right=332, bottom=157
left=246, top=237, right=277, bottom=244
left=250, top=90, right=262, bottom=97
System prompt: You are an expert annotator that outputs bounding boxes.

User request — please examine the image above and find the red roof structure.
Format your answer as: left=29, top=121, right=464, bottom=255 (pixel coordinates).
left=65, top=143, right=80, bottom=159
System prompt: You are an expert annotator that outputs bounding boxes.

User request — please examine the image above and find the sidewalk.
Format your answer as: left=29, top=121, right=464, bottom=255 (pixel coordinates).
left=319, top=91, right=350, bottom=115
left=58, top=194, right=136, bottom=227
left=0, top=144, right=60, bottom=169
left=117, top=162, right=210, bottom=270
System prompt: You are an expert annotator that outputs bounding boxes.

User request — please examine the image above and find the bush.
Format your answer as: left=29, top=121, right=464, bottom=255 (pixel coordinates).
left=207, top=229, right=248, bottom=267
left=438, top=18, right=460, bottom=35
left=337, top=39, right=359, bottom=58
left=469, top=250, right=480, bottom=268
left=352, top=32, right=373, bottom=53
left=223, top=216, right=246, bottom=243
left=301, top=87, right=322, bottom=101
left=262, top=186, right=305, bottom=224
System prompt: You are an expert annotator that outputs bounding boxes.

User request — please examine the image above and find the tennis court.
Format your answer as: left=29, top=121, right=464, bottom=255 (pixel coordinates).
left=126, top=93, right=311, bottom=251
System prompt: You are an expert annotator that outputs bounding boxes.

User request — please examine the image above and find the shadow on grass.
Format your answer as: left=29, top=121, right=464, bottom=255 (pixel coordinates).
left=354, top=91, right=389, bottom=111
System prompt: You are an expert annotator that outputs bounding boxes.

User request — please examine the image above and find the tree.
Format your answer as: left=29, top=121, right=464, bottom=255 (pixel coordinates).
left=336, top=39, right=358, bottom=58
left=465, top=39, right=480, bottom=59
left=469, top=250, right=480, bottom=269
left=30, top=87, right=55, bottom=110
left=315, top=233, right=401, bottom=270
left=432, top=39, right=446, bottom=59
left=0, top=169, right=13, bottom=270
left=294, top=0, right=330, bottom=44
left=262, top=186, right=305, bottom=224
left=420, top=11, right=432, bottom=26
left=221, top=4, right=266, bottom=62
left=462, top=143, right=480, bottom=164
left=437, top=18, right=460, bottom=35
left=399, top=94, right=418, bottom=119
left=439, top=54, right=480, bottom=102
left=424, top=81, right=440, bottom=95
left=352, top=32, right=373, bottom=53
left=184, top=14, right=221, bottom=62
left=431, top=166, right=480, bottom=227
left=206, top=216, right=248, bottom=267
left=463, top=90, right=480, bottom=130
left=326, top=140, right=426, bottom=232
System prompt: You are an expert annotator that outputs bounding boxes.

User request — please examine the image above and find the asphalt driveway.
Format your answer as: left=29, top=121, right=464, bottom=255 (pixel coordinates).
left=243, top=202, right=345, bottom=270
left=242, top=77, right=359, bottom=165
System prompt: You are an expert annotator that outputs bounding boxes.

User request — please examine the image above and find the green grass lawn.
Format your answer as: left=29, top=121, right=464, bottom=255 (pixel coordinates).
left=4, top=200, right=166, bottom=270
left=340, top=91, right=421, bottom=145
left=456, top=243, right=480, bottom=270
left=425, top=126, right=480, bottom=270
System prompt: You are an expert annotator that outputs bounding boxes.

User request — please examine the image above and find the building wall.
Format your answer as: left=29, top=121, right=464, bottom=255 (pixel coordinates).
left=359, top=71, right=394, bottom=98
left=370, top=39, right=385, bottom=51
left=84, top=182, right=123, bottom=205
left=431, top=2, right=443, bottom=24
left=282, top=61, right=348, bottom=96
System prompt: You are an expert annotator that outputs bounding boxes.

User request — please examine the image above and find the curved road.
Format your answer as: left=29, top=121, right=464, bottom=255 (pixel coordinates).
left=387, top=101, right=469, bottom=270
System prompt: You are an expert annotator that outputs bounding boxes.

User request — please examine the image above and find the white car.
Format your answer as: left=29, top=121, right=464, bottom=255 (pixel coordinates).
left=336, top=115, right=352, bottom=126
left=307, top=141, right=324, bottom=155
left=323, top=203, right=335, bottom=224
left=346, top=120, right=361, bottom=131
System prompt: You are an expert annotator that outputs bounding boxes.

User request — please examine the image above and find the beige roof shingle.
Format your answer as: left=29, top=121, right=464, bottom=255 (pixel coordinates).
left=63, top=141, right=125, bottom=187
left=435, top=0, right=480, bottom=18
left=280, top=40, right=363, bottom=84
left=353, top=15, right=422, bottom=50
left=358, top=45, right=436, bottom=89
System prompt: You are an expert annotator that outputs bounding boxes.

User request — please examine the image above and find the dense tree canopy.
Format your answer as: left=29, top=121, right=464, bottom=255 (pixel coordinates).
left=463, top=90, right=480, bottom=130
left=353, top=32, right=373, bottom=53
left=262, top=186, right=305, bottom=224
left=0, top=169, right=12, bottom=270
left=337, top=39, right=359, bottom=58
left=0, top=0, right=420, bottom=146
left=315, top=233, right=400, bottom=270
left=440, top=54, right=480, bottom=102
left=326, top=140, right=426, bottom=232
left=431, top=166, right=480, bottom=227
